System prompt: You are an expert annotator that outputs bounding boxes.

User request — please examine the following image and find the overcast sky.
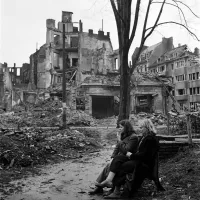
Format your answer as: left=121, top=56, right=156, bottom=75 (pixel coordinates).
left=1, top=0, right=200, bottom=67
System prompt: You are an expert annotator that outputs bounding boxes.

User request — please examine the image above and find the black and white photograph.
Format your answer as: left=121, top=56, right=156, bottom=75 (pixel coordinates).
left=1, top=0, right=200, bottom=199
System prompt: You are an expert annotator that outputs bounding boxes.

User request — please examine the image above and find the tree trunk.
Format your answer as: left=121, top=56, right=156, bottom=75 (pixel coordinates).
left=117, top=48, right=130, bottom=126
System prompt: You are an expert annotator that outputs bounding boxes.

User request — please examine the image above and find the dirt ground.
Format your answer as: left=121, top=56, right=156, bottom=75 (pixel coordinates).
left=1, top=127, right=200, bottom=200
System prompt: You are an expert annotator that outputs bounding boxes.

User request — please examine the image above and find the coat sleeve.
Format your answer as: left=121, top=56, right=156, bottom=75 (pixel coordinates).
left=117, top=135, right=139, bottom=155
left=111, top=142, right=120, bottom=158
left=130, top=138, right=158, bottom=161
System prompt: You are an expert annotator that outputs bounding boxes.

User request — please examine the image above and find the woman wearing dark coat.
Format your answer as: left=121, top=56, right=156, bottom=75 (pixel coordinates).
left=97, top=119, right=159, bottom=199
left=88, top=119, right=138, bottom=195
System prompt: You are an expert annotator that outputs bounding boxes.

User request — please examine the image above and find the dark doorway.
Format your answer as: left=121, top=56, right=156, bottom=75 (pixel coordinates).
left=92, top=96, right=114, bottom=119
left=135, top=94, right=153, bottom=113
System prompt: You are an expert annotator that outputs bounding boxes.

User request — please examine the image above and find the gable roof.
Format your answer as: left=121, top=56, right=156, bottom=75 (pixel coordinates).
left=141, top=42, right=161, bottom=55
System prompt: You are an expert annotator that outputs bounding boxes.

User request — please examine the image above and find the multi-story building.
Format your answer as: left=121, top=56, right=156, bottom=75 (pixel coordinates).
left=150, top=44, right=200, bottom=111
left=130, top=37, right=174, bottom=114
left=30, top=11, right=114, bottom=90
left=132, top=37, right=174, bottom=73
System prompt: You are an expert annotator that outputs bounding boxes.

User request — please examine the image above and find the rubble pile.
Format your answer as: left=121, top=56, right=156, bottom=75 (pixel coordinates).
left=66, top=110, right=95, bottom=126
left=130, top=112, right=188, bottom=135
left=130, top=112, right=168, bottom=126
left=0, top=128, right=101, bottom=169
left=3, top=99, right=95, bottom=128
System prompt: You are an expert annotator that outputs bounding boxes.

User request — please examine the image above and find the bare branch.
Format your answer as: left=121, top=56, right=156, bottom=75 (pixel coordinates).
left=153, top=1, right=188, bottom=26
left=129, top=0, right=141, bottom=48
left=146, top=21, right=200, bottom=41
left=144, top=0, right=166, bottom=40
left=173, top=0, right=200, bottom=18
left=130, top=0, right=166, bottom=74
left=171, top=0, right=184, bottom=25
left=130, top=0, right=153, bottom=73
left=142, top=0, right=152, bottom=41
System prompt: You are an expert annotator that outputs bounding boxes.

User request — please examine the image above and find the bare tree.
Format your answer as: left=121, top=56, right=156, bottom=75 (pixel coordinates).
left=110, top=0, right=199, bottom=125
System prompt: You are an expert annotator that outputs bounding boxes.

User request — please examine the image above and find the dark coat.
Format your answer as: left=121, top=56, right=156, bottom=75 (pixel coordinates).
left=130, top=134, right=159, bottom=170
left=111, top=134, right=159, bottom=189
left=111, top=132, right=138, bottom=158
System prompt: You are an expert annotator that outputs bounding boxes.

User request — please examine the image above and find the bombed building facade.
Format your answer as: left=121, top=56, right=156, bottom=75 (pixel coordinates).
left=130, top=37, right=174, bottom=114
left=1, top=11, right=187, bottom=117
left=29, top=11, right=121, bottom=118
left=150, top=44, right=200, bottom=111
left=30, top=11, right=114, bottom=89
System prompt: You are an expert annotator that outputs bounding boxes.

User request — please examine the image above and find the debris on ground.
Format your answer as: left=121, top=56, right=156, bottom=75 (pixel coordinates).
left=130, top=112, right=191, bottom=135
left=0, top=128, right=101, bottom=170
left=130, top=145, right=200, bottom=200
left=0, top=99, right=95, bottom=129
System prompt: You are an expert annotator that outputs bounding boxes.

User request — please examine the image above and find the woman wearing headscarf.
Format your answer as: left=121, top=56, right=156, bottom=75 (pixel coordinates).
left=97, top=119, right=159, bottom=199
left=88, top=119, right=138, bottom=195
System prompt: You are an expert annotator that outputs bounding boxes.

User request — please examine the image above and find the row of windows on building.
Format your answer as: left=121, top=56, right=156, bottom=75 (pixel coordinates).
left=176, top=87, right=200, bottom=95
left=156, top=52, right=180, bottom=63
left=140, top=50, right=183, bottom=64
left=174, top=72, right=200, bottom=82
left=179, top=102, right=199, bottom=111
left=137, top=65, right=166, bottom=73
left=137, top=65, right=147, bottom=72
left=142, top=59, right=185, bottom=74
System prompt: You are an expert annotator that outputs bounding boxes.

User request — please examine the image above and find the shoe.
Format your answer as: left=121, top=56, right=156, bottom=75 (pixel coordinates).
left=95, top=180, right=113, bottom=188
left=88, top=186, right=103, bottom=195
left=103, top=188, right=114, bottom=196
left=104, top=192, right=121, bottom=199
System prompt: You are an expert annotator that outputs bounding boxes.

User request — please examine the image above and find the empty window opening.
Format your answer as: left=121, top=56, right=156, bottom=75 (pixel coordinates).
left=76, top=97, right=85, bottom=111
left=72, top=58, right=78, bottom=67
left=54, top=35, right=60, bottom=45
left=70, top=37, right=78, bottom=48
left=197, top=72, right=200, bottom=80
left=197, top=87, right=200, bottom=94
left=53, top=53, right=59, bottom=68
left=193, top=73, right=196, bottom=80
left=171, top=63, right=174, bottom=70
left=177, top=89, right=185, bottom=95
left=115, top=58, right=119, bottom=70
left=193, top=88, right=196, bottom=95
left=17, top=68, right=20, bottom=76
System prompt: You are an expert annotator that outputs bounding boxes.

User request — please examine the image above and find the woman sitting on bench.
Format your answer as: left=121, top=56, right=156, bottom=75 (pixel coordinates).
left=96, top=119, right=160, bottom=199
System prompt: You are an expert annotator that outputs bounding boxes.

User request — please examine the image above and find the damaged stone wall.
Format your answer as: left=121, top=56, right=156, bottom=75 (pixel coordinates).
left=79, top=84, right=120, bottom=116
left=78, top=31, right=113, bottom=83
left=131, top=84, right=164, bottom=114
left=36, top=45, right=52, bottom=89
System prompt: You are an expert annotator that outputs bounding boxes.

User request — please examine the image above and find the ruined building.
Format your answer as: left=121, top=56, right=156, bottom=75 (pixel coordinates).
left=131, top=37, right=174, bottom=114
left=29, top=11, right=120, bottom=118
left=150, top=44, right=200, bottom=111
left=132, top=36, right=200, bottom=113
left=30, top=11, right=114, bottom=90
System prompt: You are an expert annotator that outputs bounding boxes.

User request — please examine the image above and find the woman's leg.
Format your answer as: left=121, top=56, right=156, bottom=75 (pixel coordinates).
left=96, top=155, right=129, bottom=188
left=96, top=163, right=110, bottom=183
left=89, top=163, right=111, bottom=195
left=109, top=155, right=130, bottom=173
left=113, top=160, right=137, bottom=187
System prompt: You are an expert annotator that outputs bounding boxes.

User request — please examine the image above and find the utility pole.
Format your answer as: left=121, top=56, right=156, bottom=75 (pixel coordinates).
left=187, top=114, right=192, bottom=145
left=62, top=23, right=67, bottom=129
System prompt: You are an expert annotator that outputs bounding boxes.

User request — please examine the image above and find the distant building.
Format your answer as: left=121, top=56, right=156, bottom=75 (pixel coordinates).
left=151, top=44, right=200, bottom=111
left=132, top=37, right=174, bottom=73
left=130, top=37, right=174, bottom=114
left=30, top=11, right=114, bottom=90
